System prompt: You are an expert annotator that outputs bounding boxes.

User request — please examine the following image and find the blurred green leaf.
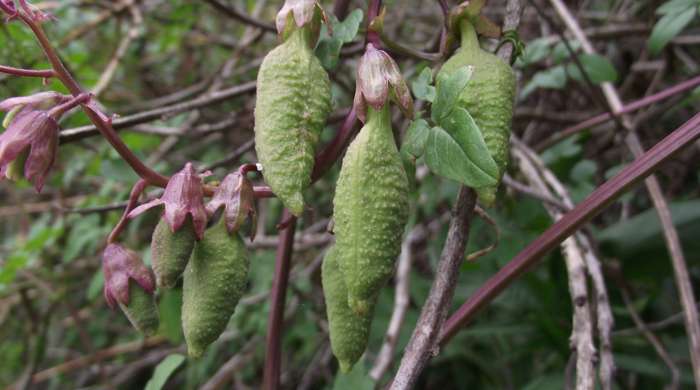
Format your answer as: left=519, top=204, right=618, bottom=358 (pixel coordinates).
left=567, top=53, right=618, bottom=83
left=520, top=66, right=567, bottom=99
left=648, top=4, right=697, bottom=55
left=145, top=354, right=186, bottom=390
left=332, top=363, right=374, bottom=390
left=316, top=9, right=363, bottom=70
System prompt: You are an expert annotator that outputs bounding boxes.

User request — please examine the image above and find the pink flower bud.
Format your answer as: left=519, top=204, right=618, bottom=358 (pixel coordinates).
left=206, top=172, right=257, bottom=240
left=354, top=44, right=413, bottom=123
left=127, top=163, right=208, bottom=240
left=102, top=243, right=156, bottom=309
left=0, top=0, right=17, bottom=18
left=275, top=0, right=326, bottom=43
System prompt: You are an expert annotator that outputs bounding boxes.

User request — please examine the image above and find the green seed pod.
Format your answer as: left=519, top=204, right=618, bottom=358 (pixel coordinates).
left=182, top=219, right=249, bottom=358
left=322, top=246, right=374, bottom=373
left=254, top=27, right=331, bottom=216
left=333, top=106, right=409, bottom=316
left=151, top=218, right=196, bottom=288
left=438, top=18, right=516, bottom=206
left=119, top=281, right=160, bottom=336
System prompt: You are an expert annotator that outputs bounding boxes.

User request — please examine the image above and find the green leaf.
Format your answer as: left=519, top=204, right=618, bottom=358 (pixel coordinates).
left=401, top=119, right=431, bottom=159
left=567, top=53, right=618, bottom=84
left=441, top=108, right=499, bottom=178
left=425, top=118, right=498, bottom=188
left=431, top=66, right=473, bottom=123
left=648, top=6, right=697, bottom=55
left=656, top=0, right=696, bottom=14
left=516, top=37, right=552, bottom=67
left=332, top=9, right=364, bottom=42
left=315, top=9, right=363, bottom=70
left=332, top=363, right=374, bottom=390
left=144, top=354, right=186, bottom=390
left=411, top=67, right=436, bottom=103
left=519, top=66, right=567, bottom=99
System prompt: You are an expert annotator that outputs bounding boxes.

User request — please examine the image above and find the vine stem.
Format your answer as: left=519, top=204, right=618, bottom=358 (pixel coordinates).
left=440, top=111, right=700, bottom=345
left=0, top=64, right=55, bottom=78
left=19, top=14, right=169, bottom=187
left=262, top=210, right=297, bottom=390
left=106, top=179, right=148, bottom=244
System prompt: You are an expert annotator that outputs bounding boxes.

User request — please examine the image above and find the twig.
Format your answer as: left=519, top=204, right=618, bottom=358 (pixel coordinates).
left=389, top=188, right=477, bottom=390
left=203, top=0, right=276, bottom=33
left=502, top=174, right=570, bottom=211
left=535, top=74, right=700, bottom=151
left=440, top=112, right=700, bottom=345
left=619, top=287, right=680, bottom=390
left=59, top=81, right=257, bottom=143
left=200, top=336, right=262, bottom=390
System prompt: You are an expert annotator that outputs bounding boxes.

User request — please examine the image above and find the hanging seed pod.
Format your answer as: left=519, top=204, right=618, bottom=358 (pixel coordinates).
left=322, top=246, right=374, bottom=373
left=182, top=219, right=250, bottom=358
left=333, top=45, right=412, bottom=316
left=438, top=1, right=516, bottom=206
left=254, top=0, right=331, bottom=216
left=150, top=218, right=196, bottom=288
left=119, top=281, right=160, bottom=336
left=129, top=163, right=208, bottom=288
left=102, top=243, right=159, bottom=336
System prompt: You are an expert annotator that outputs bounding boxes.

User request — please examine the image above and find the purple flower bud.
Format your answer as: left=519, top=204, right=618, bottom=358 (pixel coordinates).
left=354, top=44, right=414, bottom=123
left=128, top=163, right=208, bottom=240
left=102, top=243, right=156, bottom=309
left=206, top=172, right=257, bottom=240
left=0, top=92, right=72, bottom=191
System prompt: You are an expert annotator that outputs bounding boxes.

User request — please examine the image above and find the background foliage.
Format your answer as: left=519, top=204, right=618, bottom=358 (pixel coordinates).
left=1, top=0, right=699, bottom=389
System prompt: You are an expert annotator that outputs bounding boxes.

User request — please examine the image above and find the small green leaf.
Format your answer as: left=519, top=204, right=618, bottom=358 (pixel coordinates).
left=519, top=66, right=567, bottom=99
left=158, top=288, right=184, bottom=344
left=648, top=6, right=697, bottom=55
left=431, top=65, right=473, bottom=123
left=144, top=354, right=186, bottom=390
left=333, top=9, right=364, bottom=42
left=516, top=37, right=552, bottom=67
left=401, top=119, right=431, bottom=158
left=411, top=67, right=436, bottom=103
left=425, top=113, right=498, bottom=188
left=315, top=9, right=363, bottom=70
left=567, top=54, right=618, bottom=84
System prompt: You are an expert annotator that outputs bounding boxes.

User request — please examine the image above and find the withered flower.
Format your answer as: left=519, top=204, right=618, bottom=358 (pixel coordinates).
left=102, top=243, right=156, bottom=309
left=128, top=163, right=208, bottom=240
left=353, top=43, right=413, bottom=123
left=206, top=171, right=257, bottom=240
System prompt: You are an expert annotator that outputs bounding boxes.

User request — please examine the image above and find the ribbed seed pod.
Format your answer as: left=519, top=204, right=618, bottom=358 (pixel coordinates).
left=438, top=19, right=516, bottom=206
left=150, top=218, right=196, bottom=288
left=322, top=246, right=374, bottom=373
left=333, top=106, right=409, bottom=316
left=254, top=27, right=331, bottom=216
left=182, top=219, right=249, bottom=358
left=119, top=281, right=159, bottom=336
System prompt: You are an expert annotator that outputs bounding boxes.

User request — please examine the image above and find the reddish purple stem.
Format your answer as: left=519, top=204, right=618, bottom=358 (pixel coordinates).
left=262, top=210, right=297, bottom=390
left=107, top=179, right=148, bottom=244
left=535, top=74, right=700, bottom=151
left=0, top=64, right=54, bottom=78
left=439, top=111, right=700, bottom=345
